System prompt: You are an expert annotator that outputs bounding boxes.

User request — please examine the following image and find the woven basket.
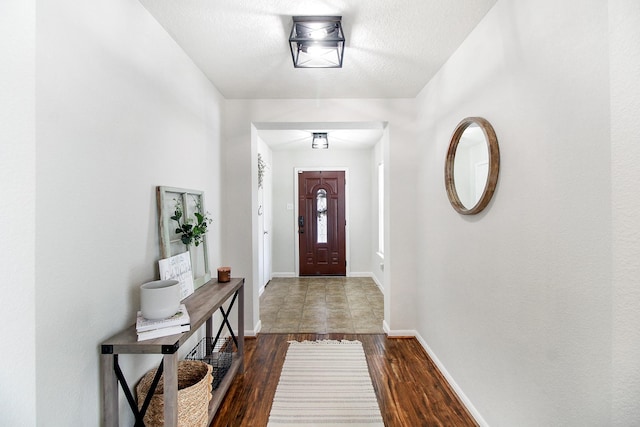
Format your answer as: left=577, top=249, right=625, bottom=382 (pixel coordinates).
left=136, top=360, right=213, bottom=427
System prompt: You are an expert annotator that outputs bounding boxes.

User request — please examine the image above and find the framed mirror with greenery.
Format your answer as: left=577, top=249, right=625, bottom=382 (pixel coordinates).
left=445, top=117, right=500, bottom=215
left=156, top=186, right=212, bottom=288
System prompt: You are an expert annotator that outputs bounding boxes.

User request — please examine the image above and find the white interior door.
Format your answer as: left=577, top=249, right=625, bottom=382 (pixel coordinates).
left=263, top=167, right=272, bottom=285
left=258, top=155, right=272, bottom=292
left=258, top=187, right=266, bottom=291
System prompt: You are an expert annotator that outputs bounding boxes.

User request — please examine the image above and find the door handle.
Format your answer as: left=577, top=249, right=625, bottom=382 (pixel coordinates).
left=298, top=215, right=304, bottom=233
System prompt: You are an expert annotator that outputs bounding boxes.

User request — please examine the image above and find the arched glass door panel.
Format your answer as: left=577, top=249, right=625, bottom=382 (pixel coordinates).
left=316, top=189, right=328, bottom=243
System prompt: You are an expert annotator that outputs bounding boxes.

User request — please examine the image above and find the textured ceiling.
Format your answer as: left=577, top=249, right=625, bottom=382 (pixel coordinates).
left=139, top=0, right=497, bottom=100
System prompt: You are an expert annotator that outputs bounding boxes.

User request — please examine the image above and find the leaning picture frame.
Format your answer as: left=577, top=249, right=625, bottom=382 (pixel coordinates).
left=156, top=186, right=211, bottom=289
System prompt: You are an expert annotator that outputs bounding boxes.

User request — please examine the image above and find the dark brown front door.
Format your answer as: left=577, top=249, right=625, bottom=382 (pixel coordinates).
left=298, top=170, right=346, bottom=276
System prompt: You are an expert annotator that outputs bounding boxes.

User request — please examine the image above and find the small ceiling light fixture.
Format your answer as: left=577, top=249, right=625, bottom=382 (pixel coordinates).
left=312, top=133, right=329, bottom=149
left=289, top=16, right=345, bottom=68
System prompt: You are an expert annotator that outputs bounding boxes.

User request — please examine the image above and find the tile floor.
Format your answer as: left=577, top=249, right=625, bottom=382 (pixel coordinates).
left=259, top=277, right=384, bottom=334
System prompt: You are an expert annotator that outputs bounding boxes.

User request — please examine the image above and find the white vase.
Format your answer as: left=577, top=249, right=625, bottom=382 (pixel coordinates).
left=140, top=279, right=180, bottom=320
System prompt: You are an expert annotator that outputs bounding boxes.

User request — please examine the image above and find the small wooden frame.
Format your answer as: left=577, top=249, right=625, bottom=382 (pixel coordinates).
left=157, top=186, right=211, bottom=288
left=445, top=117, right=500, bottom=215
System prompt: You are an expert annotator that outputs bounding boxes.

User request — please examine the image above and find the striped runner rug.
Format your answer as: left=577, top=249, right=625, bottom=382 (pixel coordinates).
left=267, top=340, right=384, bottom=426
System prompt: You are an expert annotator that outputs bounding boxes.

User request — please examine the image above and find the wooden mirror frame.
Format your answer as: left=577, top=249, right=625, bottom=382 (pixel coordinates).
left=445, top=117, right=500, bottom=215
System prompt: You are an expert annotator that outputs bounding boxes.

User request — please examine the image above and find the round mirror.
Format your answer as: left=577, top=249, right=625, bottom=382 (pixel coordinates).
left=445, top=117, right=500, bottom=215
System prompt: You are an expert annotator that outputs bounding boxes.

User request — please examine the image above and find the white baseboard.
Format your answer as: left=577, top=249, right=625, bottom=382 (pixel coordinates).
left=348, top=271, right=370, bottom=277
left=385, top=327, right=417, bottom=337
left=414, top=332, right=488, bottom=427
left=369, top=274, right=384, bottom=293
left=348, top=271, right=385, bottom=293
left=380, top=325, right=487, bottom=426
left=245, top=319, right=261, bottom=337
left=382, top=320, right=391, bottom=334
left=271, top=272, right=296, bottom=278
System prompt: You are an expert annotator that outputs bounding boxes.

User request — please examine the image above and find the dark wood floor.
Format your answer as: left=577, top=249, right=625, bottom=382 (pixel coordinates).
left=210, top=334, right=477, bottom=427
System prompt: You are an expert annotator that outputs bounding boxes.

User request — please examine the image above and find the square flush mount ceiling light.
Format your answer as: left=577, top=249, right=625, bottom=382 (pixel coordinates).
left=312, top=133, right=329, bottom=149
left=289, top=16, right=345, bottom=68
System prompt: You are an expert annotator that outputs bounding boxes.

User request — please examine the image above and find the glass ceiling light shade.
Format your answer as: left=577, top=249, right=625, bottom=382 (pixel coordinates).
left=289, top=16, right=345, bottom=68
left=312, top=133, right=329, bottom=149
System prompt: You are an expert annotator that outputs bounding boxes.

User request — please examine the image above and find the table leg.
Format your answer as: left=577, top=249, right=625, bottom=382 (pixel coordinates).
left=163, top=352, right=179, bottom=426
left=101, top=353, right=118, bottom=427
left=238, top=283, right=244, bottom=372
left=206, top=313, right=213, bottom=339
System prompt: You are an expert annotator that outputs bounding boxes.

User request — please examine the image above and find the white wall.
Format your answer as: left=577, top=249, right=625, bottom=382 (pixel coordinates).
left=224, top=99, right=416, bottom=333
left=0, top=1, right=36, bottom=426
left=611, top=0, right=640, bottom=424
left=415, top=0, right=611, bottom=425
left=270, top=147, right=373, bottom=276
left=35, top=0, right=224, bottom=425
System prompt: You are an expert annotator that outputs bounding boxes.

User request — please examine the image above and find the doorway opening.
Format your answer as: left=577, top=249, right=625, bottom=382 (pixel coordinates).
left=253, top=121, right=388, bottom=335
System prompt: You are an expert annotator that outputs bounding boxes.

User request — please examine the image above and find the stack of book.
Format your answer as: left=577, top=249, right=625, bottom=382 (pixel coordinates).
left=136, top=304, right=190, bottom=341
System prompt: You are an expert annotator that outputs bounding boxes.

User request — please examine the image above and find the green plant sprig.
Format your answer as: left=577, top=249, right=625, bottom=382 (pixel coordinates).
left=171, top=198, right=212, bottom=247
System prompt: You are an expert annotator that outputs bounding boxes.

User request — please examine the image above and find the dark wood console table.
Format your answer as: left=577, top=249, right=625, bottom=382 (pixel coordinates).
left=100, top=277, right=244, bottom=426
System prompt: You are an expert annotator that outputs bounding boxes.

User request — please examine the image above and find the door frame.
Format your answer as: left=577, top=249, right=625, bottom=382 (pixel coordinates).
left=293, top=167, right=350, bottom=277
